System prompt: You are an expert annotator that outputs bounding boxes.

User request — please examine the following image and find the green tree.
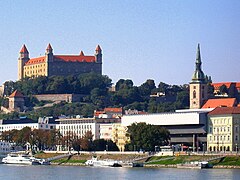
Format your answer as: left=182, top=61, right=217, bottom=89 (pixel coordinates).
left=219, top=84, right=228, bottom=95
left=126, top=122, right=170, bottom=151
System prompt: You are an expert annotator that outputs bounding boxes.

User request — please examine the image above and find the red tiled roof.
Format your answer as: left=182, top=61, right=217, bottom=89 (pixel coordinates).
left=9, top=90, right=24, bottom=98
left=211, top=82, right=233, bottom=89
left=25, top=56, right=45, bottom=65
left=236, top=82, right=240, bottom=90
left=54, top=55, right=96, bottom=62
left=20, top=44, right=29, bottom=53
left=208, top=107, right=240, bottom=115
left=94, top=110, right=105, bottom=116
left=202, top=98, right=237, bottom=109
left=104, top=108, right=123, bottom=113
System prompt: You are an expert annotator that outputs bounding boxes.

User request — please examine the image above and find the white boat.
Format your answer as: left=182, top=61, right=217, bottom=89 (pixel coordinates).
left=85, top=157, right=122, bottom=167
left=2, top=154, right=41, bottom=165
left=177, top=161, right=213, bottom=169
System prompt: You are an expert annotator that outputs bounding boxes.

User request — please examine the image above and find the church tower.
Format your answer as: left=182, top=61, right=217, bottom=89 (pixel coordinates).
left=190, top=44, right=208, bottom=109
left=18, top=44, right=30, bottom=80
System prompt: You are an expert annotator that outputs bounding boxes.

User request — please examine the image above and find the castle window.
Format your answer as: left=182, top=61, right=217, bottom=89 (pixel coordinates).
left=194, top=86, right=196, bottom=89
left=193, top=90, right=196, bottom=98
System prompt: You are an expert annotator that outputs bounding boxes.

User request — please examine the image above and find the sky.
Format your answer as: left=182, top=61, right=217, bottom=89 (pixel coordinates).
left=0, top=0, right=240, bottom=86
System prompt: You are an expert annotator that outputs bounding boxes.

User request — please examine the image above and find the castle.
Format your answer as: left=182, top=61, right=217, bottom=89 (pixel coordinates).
left=18, top=44, right=102, bottom=80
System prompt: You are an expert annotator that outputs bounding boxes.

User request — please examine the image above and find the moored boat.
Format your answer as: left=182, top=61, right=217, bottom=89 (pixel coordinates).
left=1, top=153, right=48, bottom=165
left=85, top=157, right=122, bottom=167
left=177, top=161, right=212, bottom=169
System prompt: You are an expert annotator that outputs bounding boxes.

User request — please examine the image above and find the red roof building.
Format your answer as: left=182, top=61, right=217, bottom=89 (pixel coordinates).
left=202, top=98, right=237, bottom=109
left=18, top=44, right=102, bottom=80
left=208, top=106, right=240, bottom=115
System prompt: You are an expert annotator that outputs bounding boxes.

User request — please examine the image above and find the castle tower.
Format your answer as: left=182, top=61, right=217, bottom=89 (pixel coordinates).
left=45, top=43, right=54, bottom=62
left=189, top=44, right=208, bottom=109
left=45, top=43, right=54, bottom=77
left=18, top=44, right=29, bottom=80
left=95, top=45, right=102, bottom=63
left=8, top=90, right=24, bottom=112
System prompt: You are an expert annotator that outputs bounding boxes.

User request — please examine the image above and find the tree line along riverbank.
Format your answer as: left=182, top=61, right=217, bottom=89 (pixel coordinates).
left=35, top=152, right=240, bottom=168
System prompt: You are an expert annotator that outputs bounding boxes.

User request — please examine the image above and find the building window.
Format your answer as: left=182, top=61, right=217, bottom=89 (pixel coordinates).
left=209, top=127, right=212, bottom=133
left=193, top=90, right=196, bottom=98
left=235, top=136, right=238, bottom=141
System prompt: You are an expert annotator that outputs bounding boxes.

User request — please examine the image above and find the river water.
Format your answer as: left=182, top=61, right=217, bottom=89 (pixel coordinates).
left=0, top=165, right=240, bottom=180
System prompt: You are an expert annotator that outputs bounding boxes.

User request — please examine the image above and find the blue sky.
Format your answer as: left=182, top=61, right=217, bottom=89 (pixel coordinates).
left=0, top=0, right=240, bottom=86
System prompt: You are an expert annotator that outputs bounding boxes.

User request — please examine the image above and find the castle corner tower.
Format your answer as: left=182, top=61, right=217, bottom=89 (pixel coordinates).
left=18, top=44, right=30, bottom=80
left=190, top=44, right=208, bottom=109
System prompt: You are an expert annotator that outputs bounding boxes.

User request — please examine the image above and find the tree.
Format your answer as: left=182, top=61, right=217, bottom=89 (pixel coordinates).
left=158, top=82, right=170, bottom=93
left=80, top=131, right=93, bottom=151
left=139, top=79, right=156, bottom=97
left=126, top=122, right=170, bottom=151
left=219, top=84, right=228, bottom=95
left=92, top=139, right=119, bottom=151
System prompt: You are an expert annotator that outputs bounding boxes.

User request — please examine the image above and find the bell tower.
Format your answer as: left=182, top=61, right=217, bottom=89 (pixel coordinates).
left=189, top=44, right=208, bottom=109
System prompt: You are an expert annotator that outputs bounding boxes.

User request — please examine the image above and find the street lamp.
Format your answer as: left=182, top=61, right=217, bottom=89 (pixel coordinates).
left=203, top=143, right=205, bottom=155
left=236, top=144, right=238, bottom=153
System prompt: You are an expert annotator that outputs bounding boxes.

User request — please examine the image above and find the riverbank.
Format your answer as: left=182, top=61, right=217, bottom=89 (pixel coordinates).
left=34, top=152, right=240, bottom=169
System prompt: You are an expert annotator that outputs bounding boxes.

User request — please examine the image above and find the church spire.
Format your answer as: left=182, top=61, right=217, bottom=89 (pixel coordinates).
left=191, top=43, right=205, bottom=83
left=196, top=43, right=201, bottom=64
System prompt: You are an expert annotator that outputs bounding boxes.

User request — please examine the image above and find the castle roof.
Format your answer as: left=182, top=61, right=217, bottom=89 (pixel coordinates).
left=22, top=44, right=100, bottom=65
left=20, top=44, right=29, bottom=53
left=202, top=98, right=237, bottom=109
left=9, top=90, right=24, bottom=98
left=25, top=56, right=45, bottom=65
left=96, top=45, right=102, bottom=51
left=24, top=55, right=96, bottom=65
left=54, top=55, right=96, bottom=62
left=46, top=43, right=53, bottom=50
left=208, top=107, right=240, bottom=115
left=80, top=51, right=84, bottom=56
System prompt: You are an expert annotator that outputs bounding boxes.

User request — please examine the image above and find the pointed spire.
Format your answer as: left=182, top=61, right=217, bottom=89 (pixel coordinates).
left=46, top=43, right=53, bottom=51
left=20, top=44, right=29, bottom=53
left=191, top=43, right=205, bottom=83
left=9, top=90, right=24, bottom=98
left=196, top=43, right=201, bottom=63
left=80, top=51, right=85, bottom=56
left=95, top=45, right=102, bottom=52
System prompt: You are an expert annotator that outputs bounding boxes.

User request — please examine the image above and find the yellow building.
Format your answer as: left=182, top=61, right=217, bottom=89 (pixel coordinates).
left=207, top=107, right=240, bottom=152
left=112, top=123, right=130, bottom=152
left=18, top=44, right=102, bottom=80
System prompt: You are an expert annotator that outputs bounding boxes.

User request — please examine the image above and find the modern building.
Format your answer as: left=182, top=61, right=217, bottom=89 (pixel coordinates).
left=121, top=109, right=212, bottom=149
left=189, top=44, right=209, bottom=109
left=207, top=107, right=240, bottom=152
left=0, top=117, right=57, bottom=135
left=18, top=44, right=102, bottom=80
left=56, top=117, right=99, bottom=140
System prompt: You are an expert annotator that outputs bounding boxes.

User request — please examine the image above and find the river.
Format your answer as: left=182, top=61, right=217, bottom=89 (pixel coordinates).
left=1, top=165, right=240, bottom=180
